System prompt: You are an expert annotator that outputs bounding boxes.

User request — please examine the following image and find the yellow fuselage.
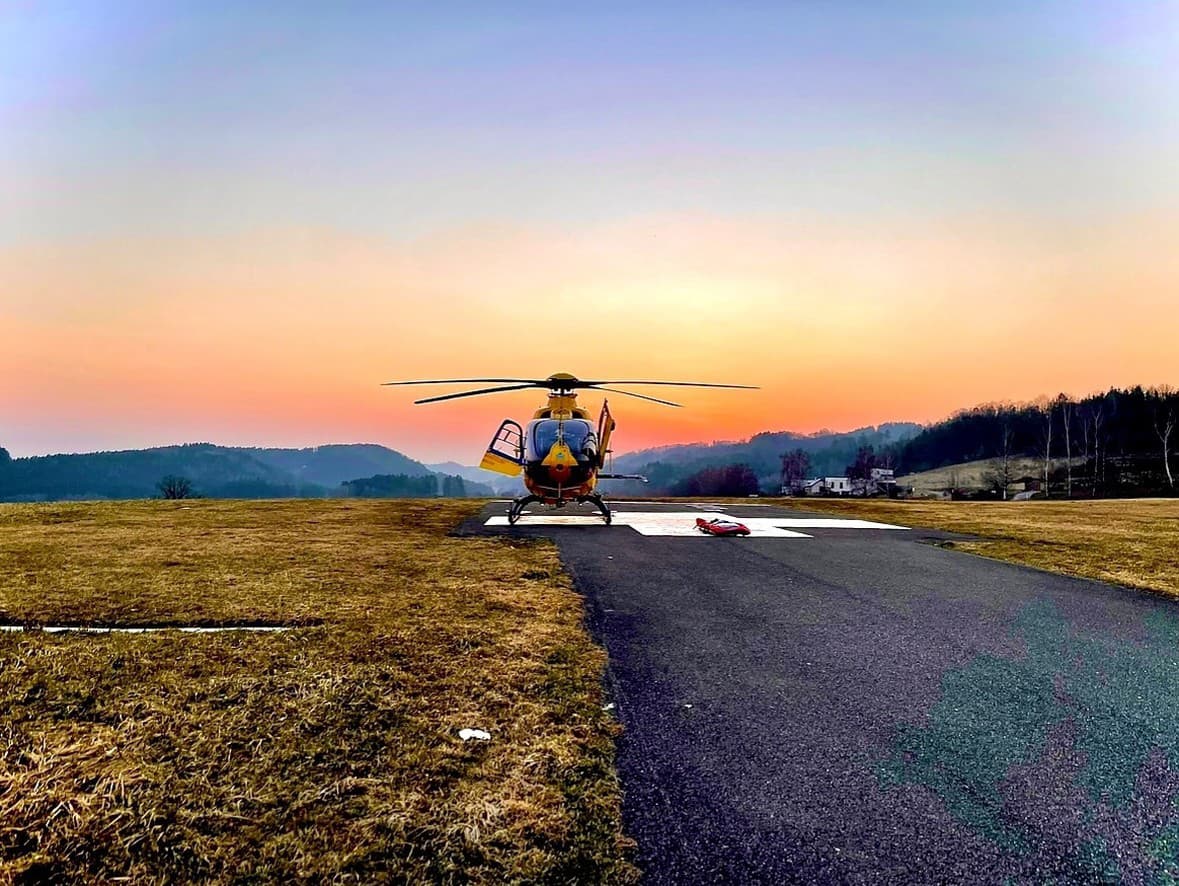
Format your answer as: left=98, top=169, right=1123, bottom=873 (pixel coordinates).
left=522, top=393, right=598, bottom=502
left=476, top=373, right=616, bottom=506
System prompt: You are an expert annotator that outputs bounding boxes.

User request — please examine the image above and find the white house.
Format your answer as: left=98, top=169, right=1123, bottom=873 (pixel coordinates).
left=852, top=467, right=898, bottom=497
left=823, top=477, right=852, bottom=495
left=782, top=476, right=854, bottom=496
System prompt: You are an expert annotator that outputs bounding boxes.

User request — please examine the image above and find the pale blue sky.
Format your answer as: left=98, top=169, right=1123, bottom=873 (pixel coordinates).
left=3, top=1, right=1176, bottom=243
left=3, top=2, right=1177, bottom=459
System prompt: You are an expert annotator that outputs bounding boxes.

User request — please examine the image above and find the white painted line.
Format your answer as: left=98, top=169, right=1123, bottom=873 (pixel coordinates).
left=765, top=518, right=909, bottom=530
left=1, top=625, right=295, bottom=634
left=487, top=515, right=608, bottom=526
left=680, top=501, right=774, bottom=509
left=484, top=511, right=907, bottom=537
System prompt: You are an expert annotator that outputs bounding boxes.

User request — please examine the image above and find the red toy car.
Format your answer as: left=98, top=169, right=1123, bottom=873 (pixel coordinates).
left=695, top=516, right=751, bottom=536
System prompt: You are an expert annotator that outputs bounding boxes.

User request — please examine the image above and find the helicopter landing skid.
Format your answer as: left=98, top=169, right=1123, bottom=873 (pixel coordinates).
left=506, top=495, right=541, bottom=525
left=578, top=494, right=612, bottom=525
left=505, top=494, right=612, bottom=525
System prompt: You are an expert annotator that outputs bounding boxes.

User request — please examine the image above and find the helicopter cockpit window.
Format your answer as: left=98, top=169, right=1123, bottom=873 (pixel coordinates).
left=527, top=419, right=597, bottom=462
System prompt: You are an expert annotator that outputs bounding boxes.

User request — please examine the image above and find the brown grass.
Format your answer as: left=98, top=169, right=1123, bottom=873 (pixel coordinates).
left=0, top=499, right=635, bottom=883
left=779, top=497, right=1179, bottom=598
left=894, top=456, right=1076, bottom=493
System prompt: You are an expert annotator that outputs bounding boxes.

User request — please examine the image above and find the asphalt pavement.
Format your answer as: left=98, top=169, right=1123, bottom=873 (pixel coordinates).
left=464, top=500, right=1179, bottom=884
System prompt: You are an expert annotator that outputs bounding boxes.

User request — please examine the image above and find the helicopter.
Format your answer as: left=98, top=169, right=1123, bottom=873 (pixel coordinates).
left=383, top=373, right=757, bottom=524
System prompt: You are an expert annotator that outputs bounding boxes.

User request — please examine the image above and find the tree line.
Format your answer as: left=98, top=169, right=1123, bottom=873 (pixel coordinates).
left=685, top=385, right=1177, bottom=499
left=669, top=464, right=761, bottom=497
left=893, top=386, right=1177, bottom=497
left=608, top=424, right=917, bottom=495
left=156, top=472, right=475, bottom=500
left=340, top=473, right=470, bottom=498
left=0, top=442, right=485, bottom=502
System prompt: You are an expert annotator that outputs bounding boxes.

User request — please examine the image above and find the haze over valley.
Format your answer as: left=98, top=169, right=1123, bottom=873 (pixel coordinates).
left=5, top=384, right=1175, bottom=501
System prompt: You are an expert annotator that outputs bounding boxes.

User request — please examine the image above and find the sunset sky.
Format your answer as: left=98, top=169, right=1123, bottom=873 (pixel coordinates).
left=2, top=2, right=1176, bottom=463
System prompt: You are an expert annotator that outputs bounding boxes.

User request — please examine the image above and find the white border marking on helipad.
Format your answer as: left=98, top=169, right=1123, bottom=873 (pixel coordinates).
left=484, top=511, right=907, bottom=537
left=485, top=514, right=808, bottom=537
left=766, top=518, right=909, bottom=530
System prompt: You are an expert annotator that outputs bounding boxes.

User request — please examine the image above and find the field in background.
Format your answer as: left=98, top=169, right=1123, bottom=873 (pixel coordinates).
left=787, top=497, right=1179, bottom=598
left=0, top=499, right=634, bottom=883
left=897, top=457, right=1078, bottom=494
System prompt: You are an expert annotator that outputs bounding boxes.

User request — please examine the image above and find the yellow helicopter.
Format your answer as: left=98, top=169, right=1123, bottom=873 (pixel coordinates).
left=383, top=372, right=757, bottom=524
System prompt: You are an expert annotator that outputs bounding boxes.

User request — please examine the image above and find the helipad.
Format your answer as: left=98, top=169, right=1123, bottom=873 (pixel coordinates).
left=484, top=511, right=908, bottom=537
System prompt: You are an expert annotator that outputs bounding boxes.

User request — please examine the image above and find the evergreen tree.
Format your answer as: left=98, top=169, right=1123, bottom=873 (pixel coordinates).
left=342, top=473, right=438, bottom=498
left=671, top=464, right=760, bottom=497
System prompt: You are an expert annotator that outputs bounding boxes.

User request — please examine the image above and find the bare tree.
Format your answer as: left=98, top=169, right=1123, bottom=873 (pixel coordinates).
left=1078, top=407, right=1091, bottom=483
left=1037, top=396, right=1054, bottom=498
left=1058, top=394, right=1074, bottom=498
left=1154, top=399, right=1176, bottom=490
left=158, top=475, right=193, bottom=499
left=845, top=446, right=879, bottom=496
left=846, top=445, right=878, bottom=481
left=984, top=423, right=1016, bottom=500
left=1089, top=402, right=1105, bottom=497
left=779, top=449, right=810, bottom=494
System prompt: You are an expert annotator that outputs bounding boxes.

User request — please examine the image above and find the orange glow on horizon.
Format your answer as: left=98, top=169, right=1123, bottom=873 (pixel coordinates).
left=2, top=212, right=1177, bottom=461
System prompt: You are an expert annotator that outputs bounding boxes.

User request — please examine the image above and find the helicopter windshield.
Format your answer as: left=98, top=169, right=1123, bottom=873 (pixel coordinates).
left=527, top=419, right=596, bottom=462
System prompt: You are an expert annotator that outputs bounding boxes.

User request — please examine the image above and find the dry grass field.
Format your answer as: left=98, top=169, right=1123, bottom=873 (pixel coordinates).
left=895, top=457, right=1077, bottom=494
left=786, top=497, right=1179, bottom=598
left=0, top=499, right=635, bottom=883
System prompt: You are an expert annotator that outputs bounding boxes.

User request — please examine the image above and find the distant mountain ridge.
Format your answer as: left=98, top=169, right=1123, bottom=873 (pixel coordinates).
left=603, top=423, right=922, bottom=494
left=596, top=385, right=1179, bottom=498
left=614, top=423, right=921, bottom=467
left=246, top=444, right=434, bottom=486
left=0, top=443, right=476, bottom=502
left=11, top=385, right=1171, bottom=502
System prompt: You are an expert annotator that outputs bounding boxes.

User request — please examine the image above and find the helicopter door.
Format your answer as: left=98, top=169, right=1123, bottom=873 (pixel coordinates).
left=596, top=401, right=616, bottom=468
left=479, top=419, right=524, bottom=476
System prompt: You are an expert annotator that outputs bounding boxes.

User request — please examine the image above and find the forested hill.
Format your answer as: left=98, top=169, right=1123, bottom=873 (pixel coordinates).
left=0, top=443, right=490, bottom=502
left=601, top=385, right=1177, bottom=498
left=242, top=444, right=433, bottom=486
left=605, top=423, right=921, bottom=494
left=5, top=386, right=1174, bottom=501
left=893, top=386, right=1178, bottom=496
left=426, top=461, right=522, bottom=495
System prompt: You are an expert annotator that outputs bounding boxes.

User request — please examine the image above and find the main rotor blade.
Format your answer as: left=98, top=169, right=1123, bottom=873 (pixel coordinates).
left=412, top=383, right=542, bottom=404
left=594, top=387, right=682, bottom=408
left=578, top=380, right=758, bottom=389
left=383, top=378, right=545, bottom=386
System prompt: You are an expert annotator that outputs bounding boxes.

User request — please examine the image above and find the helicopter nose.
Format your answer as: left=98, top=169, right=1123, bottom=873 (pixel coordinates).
left=541, top=441, right=575, bottom=480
